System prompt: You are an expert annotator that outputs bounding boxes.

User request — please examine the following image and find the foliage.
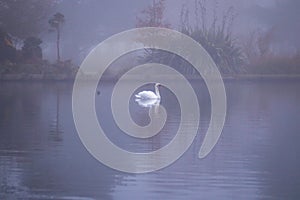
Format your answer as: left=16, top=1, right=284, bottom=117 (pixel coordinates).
left=0, top=0, right=58, bottom=39
left=179, top=0, right=245, bottom=74
left=49, top=12, right=65, bottom=30
left=243, top=28, right=275, bottom=64
left=136, top=0, right=174, bottom=73
left=136, top=0, right=244, bottom=75
left=21, top=37, right=43, bottom=62
left=246, top=53, right=300, bottom=74
left=136, top=0, right=170, bottom=28
left=49, top=12, right=65, bottom=62
left=0, top=28, right=16, bottom=63
left=241, top=27, right=300, bottom=74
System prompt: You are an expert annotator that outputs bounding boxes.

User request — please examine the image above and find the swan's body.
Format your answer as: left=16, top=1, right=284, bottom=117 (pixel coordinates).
left=135, top=83, right=161, bottom=100
left=135, top=98, right=160, bottom=108
left=135, top=91, right=158, bottom=99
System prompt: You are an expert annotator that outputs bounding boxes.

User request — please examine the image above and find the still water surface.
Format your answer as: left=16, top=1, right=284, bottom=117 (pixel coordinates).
left=0, top=80, right=300, bottom=199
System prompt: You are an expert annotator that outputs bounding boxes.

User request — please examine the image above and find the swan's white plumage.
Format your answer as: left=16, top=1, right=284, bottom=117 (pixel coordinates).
left=135, top=91, right=157, bottom=99
left=135, top=98, right=160, bottom=107
left=135, top=83, right=161, bottom=100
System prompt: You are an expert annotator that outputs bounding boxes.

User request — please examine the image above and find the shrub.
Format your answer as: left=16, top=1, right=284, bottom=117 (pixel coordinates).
left=21, top=36, right=43, bottom=63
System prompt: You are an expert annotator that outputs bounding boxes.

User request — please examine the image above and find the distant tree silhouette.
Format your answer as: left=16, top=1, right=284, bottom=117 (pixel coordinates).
left=0, top=0, right=57, bottom=39
left=49, top=12, right=65, bottom=63
left=22, top=37, right=43, bottom=63
left=136, top=0, right=171, bottom=68
left=136, top=0, right=170, bottom=28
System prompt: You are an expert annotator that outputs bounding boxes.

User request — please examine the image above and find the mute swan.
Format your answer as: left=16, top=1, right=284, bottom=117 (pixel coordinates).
left=135, top=98, right=160, bottom=108
left=135, top=83, right=161, bottom=100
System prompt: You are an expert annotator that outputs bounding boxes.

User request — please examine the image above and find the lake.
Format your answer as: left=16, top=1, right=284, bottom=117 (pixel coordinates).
left=0, top=79, right=300, bottom=199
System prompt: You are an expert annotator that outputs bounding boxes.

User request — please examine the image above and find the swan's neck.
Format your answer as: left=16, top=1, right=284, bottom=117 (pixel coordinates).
left=155, top=85, right=161, bottom=99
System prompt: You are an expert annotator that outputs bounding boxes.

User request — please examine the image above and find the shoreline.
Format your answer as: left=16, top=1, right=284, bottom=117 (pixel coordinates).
left=1, top=73, right=300, bottom=81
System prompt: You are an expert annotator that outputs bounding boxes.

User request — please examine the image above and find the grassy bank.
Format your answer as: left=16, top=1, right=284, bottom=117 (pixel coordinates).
left=0, top=62, right=77, bottom=81
left=1, top=62, right=300, bottom=81
left=1, top=73, right=300, bottom=81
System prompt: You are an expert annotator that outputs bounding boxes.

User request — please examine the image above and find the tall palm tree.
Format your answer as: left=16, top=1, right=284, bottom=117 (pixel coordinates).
left=49, top=12, right=65, bottom=63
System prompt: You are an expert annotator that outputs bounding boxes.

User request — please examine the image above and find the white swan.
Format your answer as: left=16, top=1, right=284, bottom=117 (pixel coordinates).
left=135, top=98, right=160, bottom=108
left=135, top=83, right=161, bottom=100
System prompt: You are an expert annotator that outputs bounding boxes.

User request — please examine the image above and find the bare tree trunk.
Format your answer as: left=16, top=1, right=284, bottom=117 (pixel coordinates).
left=57, top=26, right=60, bottom=62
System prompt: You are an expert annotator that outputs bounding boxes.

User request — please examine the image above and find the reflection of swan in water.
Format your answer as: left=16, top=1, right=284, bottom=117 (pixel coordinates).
left=135, top=83, right=161, bottom=100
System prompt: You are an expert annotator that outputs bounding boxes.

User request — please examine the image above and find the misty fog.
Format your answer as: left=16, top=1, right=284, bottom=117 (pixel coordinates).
left=1, top=1, right=300, bottom=199
left=41, top=0, right=300, bottom=64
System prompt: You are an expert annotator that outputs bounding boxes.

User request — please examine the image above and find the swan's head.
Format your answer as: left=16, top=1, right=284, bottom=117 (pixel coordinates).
left=155, top=83, right=161, bottom=87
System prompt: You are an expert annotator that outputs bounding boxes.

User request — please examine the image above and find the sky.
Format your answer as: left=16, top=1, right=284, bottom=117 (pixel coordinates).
left=42, top=0, right=300, bottom=63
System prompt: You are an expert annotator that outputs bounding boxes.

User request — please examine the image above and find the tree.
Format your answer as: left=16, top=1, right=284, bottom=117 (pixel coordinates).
left=136, top=0, right=170, bottom=28
left=0, top=0, right=57, bottom=39
left=0, top=28, right=16, bottom=63
left=136, top=0, right=171, bottom=67
left=22, top=37, right=43, bottom=63
left=257, top=28, right=274, bottom=58
left=49, top=12, right=65, bottom=63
